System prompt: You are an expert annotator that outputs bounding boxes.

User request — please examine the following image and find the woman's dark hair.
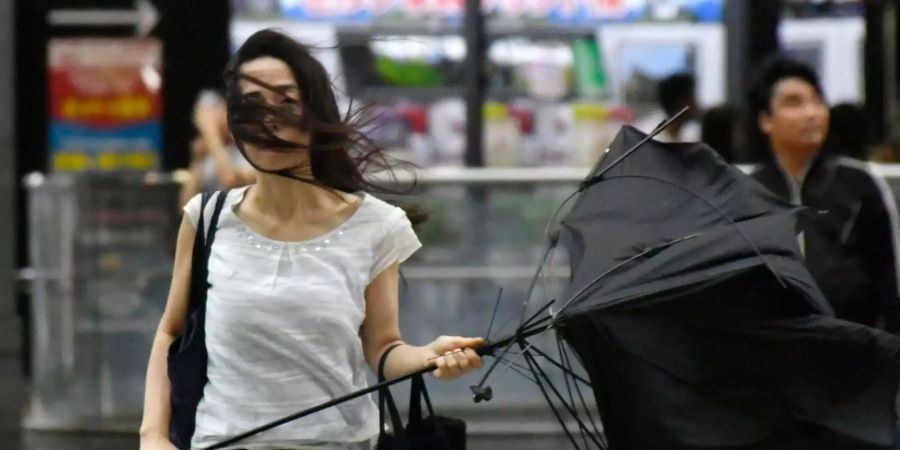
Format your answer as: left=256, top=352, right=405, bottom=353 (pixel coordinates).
left=224, top=29, right=424, bottom=223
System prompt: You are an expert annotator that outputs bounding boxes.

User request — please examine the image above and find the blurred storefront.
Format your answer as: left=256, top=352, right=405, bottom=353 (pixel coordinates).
left=232, top=0, right=727, bottom=169
left=6, top=0, right=900, bottom=447
left=780, top=0, right=865, bottom=105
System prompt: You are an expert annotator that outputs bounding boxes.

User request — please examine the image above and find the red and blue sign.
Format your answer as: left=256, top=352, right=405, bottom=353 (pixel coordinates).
left=48, top=39, right=163, bottom=172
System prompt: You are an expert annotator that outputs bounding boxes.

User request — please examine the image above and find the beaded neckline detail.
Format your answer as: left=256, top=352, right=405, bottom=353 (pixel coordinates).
left=228, top=186, right=365, bottom=253
left=235, top=225, right=346, bottom=253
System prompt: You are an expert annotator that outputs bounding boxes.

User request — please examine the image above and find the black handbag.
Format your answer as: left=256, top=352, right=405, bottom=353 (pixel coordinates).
left=167, top=190, right=229, bottom=450
left=376, top=345, right=467, bottom=450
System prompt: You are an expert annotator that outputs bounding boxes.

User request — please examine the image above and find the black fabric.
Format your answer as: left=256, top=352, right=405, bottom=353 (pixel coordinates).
left=168, top=190, right=230, bottom=450
left=752, top=154, right=900, bottom=333
left=556, top=126, right=900, bottom=449
left=376, top=346, right=465, bottom=450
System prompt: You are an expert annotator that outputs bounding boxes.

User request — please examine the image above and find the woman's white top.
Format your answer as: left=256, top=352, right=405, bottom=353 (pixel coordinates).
left=183, top=186, right=422, bottom=449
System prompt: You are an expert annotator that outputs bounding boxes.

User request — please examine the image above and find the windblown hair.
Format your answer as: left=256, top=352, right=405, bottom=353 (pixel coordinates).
left=223, top=29, right=424, bottom=223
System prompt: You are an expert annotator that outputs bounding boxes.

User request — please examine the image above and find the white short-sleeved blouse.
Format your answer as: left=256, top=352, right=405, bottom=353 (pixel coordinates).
left=182, top=186, right=422, bottom=449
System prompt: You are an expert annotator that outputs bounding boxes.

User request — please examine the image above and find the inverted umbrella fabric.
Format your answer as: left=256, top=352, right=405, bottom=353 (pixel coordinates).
left=556, top=126, right=900, bottom=449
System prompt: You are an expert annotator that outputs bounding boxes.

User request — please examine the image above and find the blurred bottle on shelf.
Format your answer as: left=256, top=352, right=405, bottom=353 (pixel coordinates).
left=508, top=102, right=541, bottom=166
left=397, top=104, right=431, bottom=166
left=428, top=98, right=466, bottom=166
left=534, top=102, right=575, bottom=166
left=570, top=102, right=609, bottom=167
left=483, top=102, right=522, bottom=167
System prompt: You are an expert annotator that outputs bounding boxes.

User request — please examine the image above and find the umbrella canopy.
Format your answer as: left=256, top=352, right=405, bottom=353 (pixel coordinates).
left=556, top=126, right=900, bottom=449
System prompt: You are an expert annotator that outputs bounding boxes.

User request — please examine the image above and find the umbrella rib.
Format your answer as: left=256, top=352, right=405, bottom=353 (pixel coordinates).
left=555, top=336, right=591, bottom=450
left=524, top=349, right=604, bottom=449
left=556, top=334, right=584, bottom=446
left=558, top=334, right=606, bottom=444
left=519, top=241, right=558, bottom=330
left=521, top=299, right=557, bottom=330
left=491, top=297, right=556, bottom=347
left=485, top=287, right=504, bottom=342
left=523, top=344, right=605, bottom=449
left=521, top=342, right=584, bottom=450
left=527, top=343, right=592, bottom=387
left=497, top=357, right=539, bottom=384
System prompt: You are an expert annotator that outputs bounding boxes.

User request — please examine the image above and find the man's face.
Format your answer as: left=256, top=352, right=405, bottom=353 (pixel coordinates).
left=758, top=77, right=829, bottom=154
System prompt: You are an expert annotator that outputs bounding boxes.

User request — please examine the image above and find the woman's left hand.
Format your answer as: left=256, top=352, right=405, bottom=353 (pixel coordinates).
left=425, top=336, right=485, bottom=380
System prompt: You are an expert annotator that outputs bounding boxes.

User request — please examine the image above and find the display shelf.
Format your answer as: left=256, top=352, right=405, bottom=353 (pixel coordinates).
left=235, top=19, right=598, bottom=38
left=374, top=163, right=900, bottom=184
left=872, top=164, right=900, bottom=179
left=373, top=166, right=592, bottom=185
left=403, top=265, right=569, bottom=280
left=76, top=319, right=158, bottom=334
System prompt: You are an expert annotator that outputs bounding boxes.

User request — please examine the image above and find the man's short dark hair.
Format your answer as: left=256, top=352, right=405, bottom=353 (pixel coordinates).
left=658, top=72, right=695, bottom=116
left=748, top=55, right=824, bottom=119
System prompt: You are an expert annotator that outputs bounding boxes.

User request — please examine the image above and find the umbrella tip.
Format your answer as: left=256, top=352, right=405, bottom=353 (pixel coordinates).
left=470, top=385, right=493, bottom=403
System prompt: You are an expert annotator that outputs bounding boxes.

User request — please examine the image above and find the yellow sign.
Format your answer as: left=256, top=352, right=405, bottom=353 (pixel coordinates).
left=53, top=151, right=158, bottom=172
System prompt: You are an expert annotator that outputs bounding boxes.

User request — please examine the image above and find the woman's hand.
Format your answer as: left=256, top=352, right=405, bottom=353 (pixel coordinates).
left=425, top=336, right=484, bottom=379
left=139, top=435, right=178, bottom=450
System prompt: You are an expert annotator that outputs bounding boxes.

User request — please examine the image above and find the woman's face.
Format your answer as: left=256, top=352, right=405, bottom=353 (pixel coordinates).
left=236, top=56, right=311, bottom=173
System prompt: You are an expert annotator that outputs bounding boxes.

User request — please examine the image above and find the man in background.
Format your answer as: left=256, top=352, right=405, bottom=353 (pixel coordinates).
left=748, top=56, right=900, bottom=333
left=636, top=72, right=701, bottom=142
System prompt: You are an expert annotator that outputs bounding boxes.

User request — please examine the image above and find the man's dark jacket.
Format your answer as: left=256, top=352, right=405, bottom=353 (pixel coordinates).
left=751, top=154, right=900, bottom=332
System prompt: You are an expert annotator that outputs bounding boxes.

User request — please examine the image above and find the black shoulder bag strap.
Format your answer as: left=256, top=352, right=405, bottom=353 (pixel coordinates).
left=408, top=375, right=436, bottom=426
left=194, top=190, right=229, bottom=308
left=378, top=343, right=409, bottom=449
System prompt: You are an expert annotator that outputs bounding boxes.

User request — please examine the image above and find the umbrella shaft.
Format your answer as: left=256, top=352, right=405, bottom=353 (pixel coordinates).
left=204, top=365, right=434, bottom=449
left=205, top=326, right=550, bottom=449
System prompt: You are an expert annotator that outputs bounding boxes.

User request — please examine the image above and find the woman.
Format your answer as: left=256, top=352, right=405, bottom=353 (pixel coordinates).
left=140, top=29, right=484, bottom=450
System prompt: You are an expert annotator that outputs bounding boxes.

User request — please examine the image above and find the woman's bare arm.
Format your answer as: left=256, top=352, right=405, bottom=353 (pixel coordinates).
left=361, top=263, right=482, bottom=381
left=140, top=217, right=196, bottom=442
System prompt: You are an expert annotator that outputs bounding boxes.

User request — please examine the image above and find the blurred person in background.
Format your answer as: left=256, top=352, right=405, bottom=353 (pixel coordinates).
left=873, top=128, right=900, bottom=163
left=636, top=72, right=701, bottom=142
left=179, top=90, right=256, bottom=207
left=828, top=102, right=870, bottom=160
left=748, top=55, right=900, bottom=333
left=700, top=104, right=737, bottom=162
left=141, top=30, right=483, bottom=450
